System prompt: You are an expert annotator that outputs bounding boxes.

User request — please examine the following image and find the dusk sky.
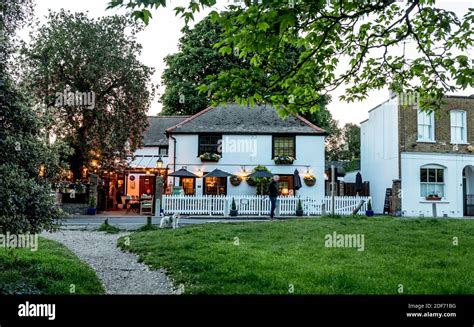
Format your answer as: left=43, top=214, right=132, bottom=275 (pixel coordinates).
left=21, top=0, right=474, bottom=126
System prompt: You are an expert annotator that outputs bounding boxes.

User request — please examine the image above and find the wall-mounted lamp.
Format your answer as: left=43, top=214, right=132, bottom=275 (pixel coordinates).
left=156, top=156, right=163, bottom=169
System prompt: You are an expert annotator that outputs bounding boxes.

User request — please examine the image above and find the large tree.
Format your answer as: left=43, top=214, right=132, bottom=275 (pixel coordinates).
left=109, top=0, right=473, bottom=114
left=22, top=11, right=155, bottom=177
left=162, top=12, right=335, bottom=136
left=342, top=123, right=361, bottom=161
left=160, top=14, right=245, bottom=115
left=1, top=0, right=67, bottom=234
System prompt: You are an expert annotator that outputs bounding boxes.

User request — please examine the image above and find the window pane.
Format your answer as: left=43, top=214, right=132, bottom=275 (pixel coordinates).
left=273, top=136, right=295, bottom=157
left=420, top=184, right=427, bottom=197
left=420, top=169, right=428, bottom=182
left=428, top=169, right=436, bottom=182
left=159, top=147, right=168, bottom=156
left=436, top=169, right=444, bottom=183
left=199, top=135, right=222, bottom=155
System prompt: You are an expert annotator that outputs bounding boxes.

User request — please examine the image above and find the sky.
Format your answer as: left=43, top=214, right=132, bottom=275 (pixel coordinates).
left=21, top=0, right=474, bottom=127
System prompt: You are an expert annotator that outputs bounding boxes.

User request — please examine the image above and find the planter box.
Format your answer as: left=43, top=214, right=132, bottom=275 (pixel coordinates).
left=365, top=210, right=374, bottom=217
left=425, top=197, right=442, bottom=201
left=296, top=209, right=304, bottom=217
left=274, top=160, right=294, bottom=165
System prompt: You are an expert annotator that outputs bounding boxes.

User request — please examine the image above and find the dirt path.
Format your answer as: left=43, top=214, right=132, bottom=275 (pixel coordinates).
left=42, top=230, right=179, bottom=295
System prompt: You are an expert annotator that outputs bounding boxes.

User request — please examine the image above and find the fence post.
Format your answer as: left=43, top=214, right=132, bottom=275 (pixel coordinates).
left=331, top=164, right=335, bottom=215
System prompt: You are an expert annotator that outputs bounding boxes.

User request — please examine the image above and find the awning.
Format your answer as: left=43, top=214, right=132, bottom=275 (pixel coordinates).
left=128, top=155, right=161, bottom=169
left=203, top=168, right=235, bottom=178
left=247, top=170, right=273, bottom=179
left=168, top=168, right=199, bottom=178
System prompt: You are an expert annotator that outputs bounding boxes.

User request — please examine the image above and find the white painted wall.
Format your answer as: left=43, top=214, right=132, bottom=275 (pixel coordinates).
left=360, top=96, right=399, bottom=213
left=167, top=134, right=325, bottom=199
left=133, top=146, right=170, bottom=167
left=401, top=152, right=474, bottom=217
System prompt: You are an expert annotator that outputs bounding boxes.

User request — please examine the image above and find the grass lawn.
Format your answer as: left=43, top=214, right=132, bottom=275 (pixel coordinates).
left=0, top=237, right=104, bottom=295
left=119, top=216, right=474, bottom=295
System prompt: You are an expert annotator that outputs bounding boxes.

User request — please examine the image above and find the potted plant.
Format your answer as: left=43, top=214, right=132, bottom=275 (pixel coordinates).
left=87, top=196, right=97, bottom=215
left=230, top=175, right=242, bottom=186
left=229, top=197, right=238, bottom=216
left=304, top=175, right=316, bottom=186
left=296, top=199, right=304, bottom=216
left=199, top=152, right=221, bottom=162
left=365, top=199, right=374, bottom=217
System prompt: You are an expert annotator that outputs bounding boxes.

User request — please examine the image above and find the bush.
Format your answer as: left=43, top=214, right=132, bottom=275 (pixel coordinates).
left=0, top=165, right=62, bottom=234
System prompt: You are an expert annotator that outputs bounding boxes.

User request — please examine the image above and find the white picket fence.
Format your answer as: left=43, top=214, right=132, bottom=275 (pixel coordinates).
left=162, top=195, right=371, bottom=216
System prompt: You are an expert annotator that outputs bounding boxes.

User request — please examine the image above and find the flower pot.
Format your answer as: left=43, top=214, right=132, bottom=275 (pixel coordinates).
left=230, top=176, right=242, bottom=186
left=246, top=178, right=256, bottom=187
left=304, top=178, right=316, bottom=186
left=87, top=208, right=97, bottom=215
left=295, top=209, right=304, bottom=217
left=365, top=210, right=374, bottom=217
left=425, top=196, right=441, bottom=201
left=229, top=209, right=238, bottom=217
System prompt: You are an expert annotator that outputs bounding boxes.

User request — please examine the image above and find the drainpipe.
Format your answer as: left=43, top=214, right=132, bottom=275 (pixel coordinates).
left=170, top=133, right=177, bottom=187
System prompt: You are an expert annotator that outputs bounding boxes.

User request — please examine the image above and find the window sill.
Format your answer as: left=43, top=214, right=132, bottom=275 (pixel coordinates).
left=450, top=142, right=469, bottom=145
left=416, top=140, right=436, bottom=143
left=419, top=199, right=450, bottom=204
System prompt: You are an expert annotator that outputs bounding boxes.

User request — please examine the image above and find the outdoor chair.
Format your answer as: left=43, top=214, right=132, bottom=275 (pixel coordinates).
left=140, top=196, right=154, bottom=215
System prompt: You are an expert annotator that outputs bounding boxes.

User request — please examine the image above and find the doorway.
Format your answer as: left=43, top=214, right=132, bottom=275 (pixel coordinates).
left=463, top=165, right=474, bottom=216
left=180, top=177, right=195, bottom=195
left=203, top=176, right=227, bottom=195
left=139, top=175, right=155, bottom=197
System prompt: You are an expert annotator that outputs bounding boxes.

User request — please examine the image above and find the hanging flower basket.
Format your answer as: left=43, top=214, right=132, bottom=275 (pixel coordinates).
left=246, top=177, right=257, bottom=187
left=230, top=175, right=242, bottom=186
left=304, top=175, right=316, bottom=186
left=273, top=155, right=295, bottom=165
left=199, top=152, right=221, bottom=162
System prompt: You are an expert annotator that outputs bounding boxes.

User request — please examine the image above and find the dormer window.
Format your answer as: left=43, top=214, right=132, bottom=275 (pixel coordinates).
left=417, top=110, right=435, bottom=142
left=450, top=110, right=467, bottom=144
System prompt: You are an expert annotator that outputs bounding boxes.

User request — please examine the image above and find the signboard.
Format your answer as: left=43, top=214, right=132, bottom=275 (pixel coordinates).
left=383, top=188, right=392, bottom=215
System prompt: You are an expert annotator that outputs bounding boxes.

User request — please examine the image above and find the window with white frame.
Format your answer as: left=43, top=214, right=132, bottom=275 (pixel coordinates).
left=417, top=110, right=435, bottom=142
left=450, top=110, right=467, bottom=144
left=420, top=165, right=445, bottom=198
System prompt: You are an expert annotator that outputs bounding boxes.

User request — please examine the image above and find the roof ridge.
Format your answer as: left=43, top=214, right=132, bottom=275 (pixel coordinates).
left=147, top=115, right=192, bottom=118
left=166, top=106, right=215, bottom=133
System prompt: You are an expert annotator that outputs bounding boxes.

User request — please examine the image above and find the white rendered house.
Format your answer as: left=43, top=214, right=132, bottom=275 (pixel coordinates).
left=361, top=94, right=474, bottom=217
left=163, top=104, right=326, bottom=198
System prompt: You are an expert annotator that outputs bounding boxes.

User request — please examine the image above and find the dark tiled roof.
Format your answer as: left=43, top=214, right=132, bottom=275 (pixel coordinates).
left=143, top=116, right=189, bottom=146
left=166, top=104, right=326, bottom=135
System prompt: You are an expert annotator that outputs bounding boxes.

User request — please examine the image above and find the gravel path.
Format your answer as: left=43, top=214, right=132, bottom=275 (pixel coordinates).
left=42, top=230, right=179, bottom=295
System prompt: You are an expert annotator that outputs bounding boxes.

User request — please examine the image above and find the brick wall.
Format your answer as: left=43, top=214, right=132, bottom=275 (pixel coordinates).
left=398, top=96, right=474, bottom=154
